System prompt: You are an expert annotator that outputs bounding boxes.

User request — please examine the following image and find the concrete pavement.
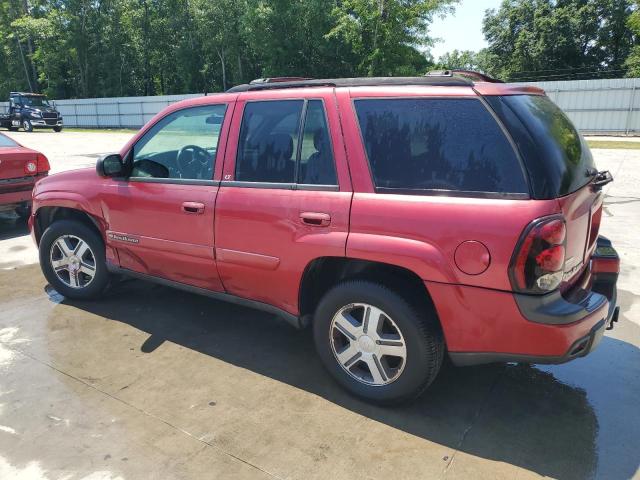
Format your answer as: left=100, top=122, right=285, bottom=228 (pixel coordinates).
left=0, top=131, right=638, bottom=479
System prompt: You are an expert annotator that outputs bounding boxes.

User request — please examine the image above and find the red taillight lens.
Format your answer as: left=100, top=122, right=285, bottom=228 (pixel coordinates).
left=510, top=216, right=567, bottom=294
left=36, top=153, right=50, bottom=173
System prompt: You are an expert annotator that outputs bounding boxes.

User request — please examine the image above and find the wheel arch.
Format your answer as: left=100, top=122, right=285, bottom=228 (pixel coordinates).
left=298, top=257, right=440, bottom=329
left=34, top=206, right=103, bottom=246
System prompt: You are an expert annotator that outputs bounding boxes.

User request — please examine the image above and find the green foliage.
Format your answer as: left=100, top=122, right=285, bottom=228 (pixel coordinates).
left=625, top=1, right=640, bottom=76
left=0, top=0, right=456, bottom=99
left=482, top=0, right=636, bottom=82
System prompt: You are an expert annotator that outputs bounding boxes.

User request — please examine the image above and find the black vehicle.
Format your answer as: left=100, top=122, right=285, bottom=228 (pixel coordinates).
left=0, top=92, right=63, bottom=132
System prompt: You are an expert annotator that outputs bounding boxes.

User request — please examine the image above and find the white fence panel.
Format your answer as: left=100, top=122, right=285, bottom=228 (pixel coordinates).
left=3, top=79, right=640, bottom=133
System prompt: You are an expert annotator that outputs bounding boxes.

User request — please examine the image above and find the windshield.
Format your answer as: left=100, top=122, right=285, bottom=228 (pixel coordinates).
left=21, top=96, right=50, bottom=108
left=500, top=95, right=596, bottom=197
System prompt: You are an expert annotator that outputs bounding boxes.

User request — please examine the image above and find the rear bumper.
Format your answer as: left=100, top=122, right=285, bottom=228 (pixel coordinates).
left=432, top=236, right=619, bottom=366
left=0, top=175, right=39, bottom=210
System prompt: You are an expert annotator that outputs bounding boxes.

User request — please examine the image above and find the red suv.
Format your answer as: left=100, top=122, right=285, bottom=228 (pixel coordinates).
left=29, top=74, right=620, bottom=403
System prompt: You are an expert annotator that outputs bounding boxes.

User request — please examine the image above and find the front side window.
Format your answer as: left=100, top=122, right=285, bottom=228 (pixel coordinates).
left=354, top=98, right=528, bottom=195
left=235, top=99, right=338, bottom=185
left=132, top=104, right=226, bottom=180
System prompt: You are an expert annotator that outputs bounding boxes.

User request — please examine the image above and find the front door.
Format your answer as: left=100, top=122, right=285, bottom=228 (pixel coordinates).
left=215, top=91, right=353, bottom=314
left=102, top=103, right=230, bottom=291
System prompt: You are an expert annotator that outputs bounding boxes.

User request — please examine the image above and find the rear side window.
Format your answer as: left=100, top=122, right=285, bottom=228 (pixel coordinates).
left=354, top=98, right=528, bottom=195
left=235, top=99, right=338, bottom=186
left=499, top=95, right=595, bottom=197
left=0, top=134, right=18, bottom=147
left=236, top=100, right=303, bottom=183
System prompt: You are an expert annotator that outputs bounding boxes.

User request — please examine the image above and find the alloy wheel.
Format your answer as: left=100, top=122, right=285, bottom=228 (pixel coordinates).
left=49, top=235, right=97, bottom=289
left=329, top=303, right=407, bottom=386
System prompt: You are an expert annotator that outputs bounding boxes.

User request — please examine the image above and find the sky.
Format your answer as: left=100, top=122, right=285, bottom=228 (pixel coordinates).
left=429, top=0, right=503, bottom=61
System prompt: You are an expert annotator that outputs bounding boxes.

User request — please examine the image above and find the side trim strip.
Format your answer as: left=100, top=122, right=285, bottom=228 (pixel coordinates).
left=106, top=263, right=302, bottom=329
left=216, top=248, right=280, bottom=270
left=129, top=177, right=220, bottom=186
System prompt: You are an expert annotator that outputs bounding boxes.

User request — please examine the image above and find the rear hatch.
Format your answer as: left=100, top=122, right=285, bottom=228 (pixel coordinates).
left=0, top=136, right=38, bottom=180
left=488, top=94, right=603, bottom=287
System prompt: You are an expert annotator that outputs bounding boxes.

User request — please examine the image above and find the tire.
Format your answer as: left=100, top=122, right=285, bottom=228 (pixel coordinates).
left=313, top=280, right=444, bottom=404
left=39, top=220, right=110, bottom=300
left=14, top=204, right=31, bottom=219
left=53, top=126, right=62, bottom=132
left=22, top=119, right=33, bottom=132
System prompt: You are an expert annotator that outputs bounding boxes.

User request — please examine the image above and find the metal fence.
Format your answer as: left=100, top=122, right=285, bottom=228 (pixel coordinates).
left=515, top=77, right=640, bottom=135
left=3, top=78, right=640, bottom=134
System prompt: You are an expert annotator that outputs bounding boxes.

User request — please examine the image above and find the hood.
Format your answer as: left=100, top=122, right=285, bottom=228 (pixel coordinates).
left=33, top=167, right=97, bottom=195
left=24, top=105, right=59, bottom=114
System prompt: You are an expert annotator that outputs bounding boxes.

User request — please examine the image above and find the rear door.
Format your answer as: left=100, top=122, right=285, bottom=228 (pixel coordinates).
left=102, top=103, right=231, bottom=291
left=214, top=89, right=352, bottom=315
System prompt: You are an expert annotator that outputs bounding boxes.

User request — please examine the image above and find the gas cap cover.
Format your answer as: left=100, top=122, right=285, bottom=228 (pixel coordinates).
left=454, top=241, right=491, bottom=275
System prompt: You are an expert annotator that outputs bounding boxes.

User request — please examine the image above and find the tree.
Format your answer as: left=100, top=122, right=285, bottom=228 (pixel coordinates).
left=328, top=0, right=458, bottom=76
left=483, top=0, right=635, bottom=82
left=625, top=1, right=640, bottom=75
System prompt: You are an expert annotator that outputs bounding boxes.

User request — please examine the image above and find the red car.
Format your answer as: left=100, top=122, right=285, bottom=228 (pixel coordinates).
left=29, top=74, right=620, bottom=403
left=0, top=132, right=49, bottom=218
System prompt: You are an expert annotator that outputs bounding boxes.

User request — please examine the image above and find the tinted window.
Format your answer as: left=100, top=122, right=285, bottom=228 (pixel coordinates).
left=0, top=134, right=18, bottom=148
left=236, top=100, right=303, bottom=183
left=132, top=105, right=225, bottom=180
left=299, top=100, right=337, bottom=185
left=354, top=98, right=528, bottom=194
left=500, top=95, right=595, bottom=196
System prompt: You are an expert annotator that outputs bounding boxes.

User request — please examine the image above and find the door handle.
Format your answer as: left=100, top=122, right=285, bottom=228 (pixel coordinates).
left=182, top=202, right=205, bottom=214
left=300, top=212, right=331, bottom=227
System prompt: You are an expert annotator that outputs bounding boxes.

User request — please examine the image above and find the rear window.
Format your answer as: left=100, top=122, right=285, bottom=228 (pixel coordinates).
left=354, top=98, right=528, bottom=196
left=499, top=95, right=595, bottom=197
left=0, top=134, right=18, bottom=148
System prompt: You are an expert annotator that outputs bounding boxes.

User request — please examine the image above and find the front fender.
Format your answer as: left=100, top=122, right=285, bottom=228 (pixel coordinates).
left=346, top=232, right=457, bottom=283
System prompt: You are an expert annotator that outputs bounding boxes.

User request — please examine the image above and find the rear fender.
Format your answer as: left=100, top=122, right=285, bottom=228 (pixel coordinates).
left=346, top=233, right=457, bottom=283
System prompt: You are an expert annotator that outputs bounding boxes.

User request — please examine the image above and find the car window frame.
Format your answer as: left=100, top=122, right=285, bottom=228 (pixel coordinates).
left=125, top=103, right=228, bottom=186
left=224, top=98, right=340, bottom=192
left=351, top=95, right=532, bottom=200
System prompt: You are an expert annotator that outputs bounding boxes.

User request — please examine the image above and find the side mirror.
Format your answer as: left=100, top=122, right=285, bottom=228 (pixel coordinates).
left=97, top=153, right=125, bottom=177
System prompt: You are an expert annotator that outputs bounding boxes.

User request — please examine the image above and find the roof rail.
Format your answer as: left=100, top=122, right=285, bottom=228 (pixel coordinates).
left=426, top=69, right=504, bottom=84
left=227, top=76, right=472, bottom=93
left=249, top=77, right=313, bottom=85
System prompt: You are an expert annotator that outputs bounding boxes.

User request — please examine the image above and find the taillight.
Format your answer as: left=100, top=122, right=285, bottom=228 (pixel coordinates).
left=36, top=153, right=50, bottom=173
left=24, top=161, right=37, bottom=174
left=510, top=216, right=567, bottom=294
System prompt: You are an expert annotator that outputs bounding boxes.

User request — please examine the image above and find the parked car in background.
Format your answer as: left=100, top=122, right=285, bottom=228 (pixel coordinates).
left=29, top=73, right=620, bottom=404
left=0, top=132, right=50, bottom=218
left=0, top=92, right=63, bottom=132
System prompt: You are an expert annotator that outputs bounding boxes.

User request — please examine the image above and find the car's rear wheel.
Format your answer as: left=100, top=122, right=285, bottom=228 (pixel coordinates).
left=22, top=119, right=33, bottom=132
left=313, top=280, right=444, bottom=404
left=39, top=220, right=109, bottom=299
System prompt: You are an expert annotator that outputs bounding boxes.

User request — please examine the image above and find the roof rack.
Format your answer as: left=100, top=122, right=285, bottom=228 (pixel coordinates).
left=9, top=91, right=46, bottom=96
left=249, top=77, right=313, bottom=85
left=227, top=75, right=473, bottom=93
left=426, top=69, right=504, bottom=84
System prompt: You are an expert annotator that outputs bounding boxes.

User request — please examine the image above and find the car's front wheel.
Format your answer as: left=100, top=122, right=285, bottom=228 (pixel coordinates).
left=313, top=280, right=444, bottom=404
left=39, top=220, right=110, bottom=299
left=22, top=119, right=33, bottom=132
left=53, top=126, right=62, bottom=132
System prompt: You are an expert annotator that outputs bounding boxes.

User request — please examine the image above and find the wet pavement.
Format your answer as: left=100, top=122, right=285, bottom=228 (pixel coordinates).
left=0, top=132, right=638, bottom=479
